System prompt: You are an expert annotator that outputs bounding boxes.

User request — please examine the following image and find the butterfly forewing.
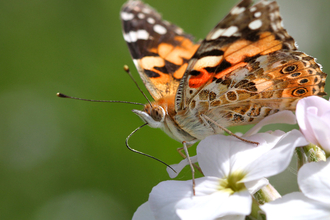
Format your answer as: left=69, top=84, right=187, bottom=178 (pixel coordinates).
left=121, top=1, right=199, bottom=100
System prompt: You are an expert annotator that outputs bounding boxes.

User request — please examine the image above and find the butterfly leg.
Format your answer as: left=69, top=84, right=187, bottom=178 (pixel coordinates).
left=176, top=145, right=203, bottom=175
left=201, top=114, right=259, bottom=145
left=181, top=141, right=196, bottom=195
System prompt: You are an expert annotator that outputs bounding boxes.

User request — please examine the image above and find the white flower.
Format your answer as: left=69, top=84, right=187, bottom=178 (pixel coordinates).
left=168, top=110, right=298, bottom=178
left=261, top=158, right=330, bottom=220
left=134, top=129, right=307, bottom=220
left=296, top=96, right=330, bottom=153
left=243, top=110, right=297, bottom=137
left=132, top=202, right=156, bottom=220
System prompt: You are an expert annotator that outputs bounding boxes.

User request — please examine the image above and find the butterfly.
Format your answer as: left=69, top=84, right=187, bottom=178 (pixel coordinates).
left=121, top=0, right=326, bottom=155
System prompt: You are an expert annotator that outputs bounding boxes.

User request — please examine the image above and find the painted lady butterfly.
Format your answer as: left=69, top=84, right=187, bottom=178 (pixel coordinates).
left=121, top=0, right=326, bottom=148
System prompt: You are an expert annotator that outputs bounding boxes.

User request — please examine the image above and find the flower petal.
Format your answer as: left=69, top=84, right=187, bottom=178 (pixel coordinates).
left=177, top=190, right=251, bottom=220
left=245, top=178, right=269, bottom=195
left=149, top=180, right=192, bottom=220
left=149, top=177, right=220, bottom=220
left=197, top=135, right=256, bottom=178
left=298, top=159, right=330, bottom=204
left=149, top=176, right=251, bottom=220
left=132, top=202, right=156, bottom=220
left=296, top=96, right=330, bottom=146
left=305, top=112, right=330, bottom=153
left=166, top=156, right=198, bottom=178
left=261, top=192, right=330, bottom=220
left=244, top=110, right=296, bottom=136
left=298, top=96, right=330, bottom=116
left=243, top=130, right=308, bottom=182
left=218, top=216, right=245, bottom=220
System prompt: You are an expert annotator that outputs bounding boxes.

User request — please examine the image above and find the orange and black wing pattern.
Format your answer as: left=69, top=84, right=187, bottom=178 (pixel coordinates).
left=121, top=1, right=199, bottom=100
left=176, top=0, right=299, bottom=110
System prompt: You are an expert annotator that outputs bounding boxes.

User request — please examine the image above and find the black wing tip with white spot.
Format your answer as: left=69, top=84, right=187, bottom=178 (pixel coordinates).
left=121, top=0, right=192, bottom=38
left=202, top=0, right=296, bottom=49
left=120, top=0, right=195, bottom=60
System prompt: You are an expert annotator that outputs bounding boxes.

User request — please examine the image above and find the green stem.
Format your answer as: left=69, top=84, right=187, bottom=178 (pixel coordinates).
left=296, top=144, right=326, bottom=170
left=254, top=184, right=281, bottom=204
left=248, top=184, right=281, bottom=219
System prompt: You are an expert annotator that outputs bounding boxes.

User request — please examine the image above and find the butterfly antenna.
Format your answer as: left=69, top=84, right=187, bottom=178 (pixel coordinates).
left=126, top=123, right=177, bottom=173
left=56, top=92, right=145, bottom=106
left=124, top=65, right=153, bottom=107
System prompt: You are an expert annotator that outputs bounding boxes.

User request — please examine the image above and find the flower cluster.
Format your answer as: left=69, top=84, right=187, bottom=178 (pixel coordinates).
left=132, top=97, right=330, bottom=220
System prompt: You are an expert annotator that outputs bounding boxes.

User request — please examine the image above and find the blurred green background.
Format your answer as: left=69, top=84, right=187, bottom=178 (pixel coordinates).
left=1, top=0, right=329, bottom=219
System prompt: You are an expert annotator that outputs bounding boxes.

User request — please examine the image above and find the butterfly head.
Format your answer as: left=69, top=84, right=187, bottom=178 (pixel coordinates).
left=132, top=104, right=166, bottom=128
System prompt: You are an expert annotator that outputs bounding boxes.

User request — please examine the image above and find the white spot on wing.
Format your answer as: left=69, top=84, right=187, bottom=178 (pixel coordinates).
left=223, top=26, right=238, bottom=37
left=137, top=29, right=150, bottom=40
left=210, top=26, right=238, bottom=39
left=147, top=17, right=155, bottom=24
left=210, top=28, right=225, bottom=39
left=248, top=19, right=262, bottom=30
left=271, top=22, right=277, bottom=31
left=128, top=31, right=137, bottom=42
left=124, top=30, right=150, bottom=43
left=153, top=24, right=167, bottom=34
left=175, top=27, right=183, bottom=35
left=254, top=12, right=261, bottom=18
left=138, top=13, right=145, bottom=19
left=142, top=7, right=151, bottom=14
left=250, top=7, right=257, bottom=12
left=261, top=0, right=271, bottom=5
left=121, top=12, right=134, bottom=20
left=194, top=56, right=223, bottom=69
left=123, top=33, right=131, bottom=42
left=231, top=6, right=245, bottom=15
left=133, top=59, right=139, bottom=68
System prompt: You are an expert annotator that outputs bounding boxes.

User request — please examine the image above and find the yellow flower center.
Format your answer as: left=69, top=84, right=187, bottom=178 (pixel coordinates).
left=218, top=172, right=247, bottom=194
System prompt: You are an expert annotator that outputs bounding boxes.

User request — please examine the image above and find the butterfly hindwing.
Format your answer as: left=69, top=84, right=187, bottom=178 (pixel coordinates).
left=121, top=1, right=199, bottom=100
left=181, top=51, right=326, bottom=136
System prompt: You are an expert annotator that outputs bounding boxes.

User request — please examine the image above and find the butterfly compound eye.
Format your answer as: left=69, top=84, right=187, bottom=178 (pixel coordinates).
left=151, top=106, right=165, bottom=122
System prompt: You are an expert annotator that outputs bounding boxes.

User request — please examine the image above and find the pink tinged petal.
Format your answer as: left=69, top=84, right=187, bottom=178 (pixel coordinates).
left=305, top=112, right=330, bottom=152
left=244, top=110, right=296, bottom=136
left=298, top=159, right=330, bottom=204
left=166, top=156, right=198, bottom=178
left=296, top=106, right=317, bottom=144
left=177, top=191, right=251, bottom=220
left=320, top=111, right=330, bottom=125
left=298, top=96, right=330, bottom=116
left=261, top=192, right=330, bottom=220
left=243, top=130, right=308, bottom=182
left=132, top=202, right=156, bottom=220
left=296, top=96, right=330, bottom=145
